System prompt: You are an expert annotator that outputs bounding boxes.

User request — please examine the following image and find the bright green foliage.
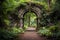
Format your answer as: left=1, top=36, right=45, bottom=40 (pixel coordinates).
left=0, top=27, right=24, bottom=40
left=24, top=12, right=37, bottom=29
left=1, top=0, right=56, bottom=14
left=38, top=22, right=60, bottom=39
left=0, top=0, right=57, bottom=27
left=4, top=19, right=10, bottom=26
left=2, top=0, right=21, bottom=13
left=0, top=0, right=60, bottom=39
left=38, top=27, right=52, bottom=36
left=0, top=0, right=21, bottom=27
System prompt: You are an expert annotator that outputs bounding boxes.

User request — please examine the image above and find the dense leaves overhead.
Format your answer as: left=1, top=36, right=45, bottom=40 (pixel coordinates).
left=0, top=0, right=60, bottom=27
left=0, top=0, right=60, bottom=40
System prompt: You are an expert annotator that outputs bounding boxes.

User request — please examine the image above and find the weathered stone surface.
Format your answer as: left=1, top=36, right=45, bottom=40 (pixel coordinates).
left=17, top=2, right=43, bottom=30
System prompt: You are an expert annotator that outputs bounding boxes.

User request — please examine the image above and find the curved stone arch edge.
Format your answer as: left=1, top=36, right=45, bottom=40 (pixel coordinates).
left=17, top=3, right=45, bottom=30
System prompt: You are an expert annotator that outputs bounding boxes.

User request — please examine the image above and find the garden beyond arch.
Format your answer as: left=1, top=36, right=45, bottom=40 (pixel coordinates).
left=18, top=2, right=43, bottom=30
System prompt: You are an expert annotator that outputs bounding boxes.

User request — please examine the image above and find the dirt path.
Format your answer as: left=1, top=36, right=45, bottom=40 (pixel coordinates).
left=18, top=31, right=46, bottom=40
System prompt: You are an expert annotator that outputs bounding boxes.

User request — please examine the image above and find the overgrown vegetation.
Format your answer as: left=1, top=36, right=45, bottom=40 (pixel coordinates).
left=24, top=12, right=37, bottom=29
left=0, top=0, right=60, bottom=40
left=38, top=22, right=60, bottom=40
left=38, top=0, right=60, bottom=40
left=0, top=27, right=24, bottom=40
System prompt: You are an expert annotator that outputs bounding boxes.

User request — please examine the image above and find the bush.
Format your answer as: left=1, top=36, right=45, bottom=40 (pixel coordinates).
left=51, top=22, right=60, bottom=38
left=38, top=27, right=52, bottom=36
left=0, top=27, right=24, bottom=40
left=38, top=22, right=60, bottom=39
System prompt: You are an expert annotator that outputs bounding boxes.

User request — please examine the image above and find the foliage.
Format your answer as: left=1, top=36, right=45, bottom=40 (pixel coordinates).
left=0, top=0, right=58, bottom=27
left=0, top=27, right=24, bottom=40
left=53, top=0, right=60, bottom=11
left=38, top=22, right=60, bottom=39
left=52, top=22, right=60, bottom=37
left=38, top=27, right=52, bottom=36
left=0, top=0, right=21, bottom=27
left=24, top=12, right=37, bottom=28
left=0, top=0, right=60, bottom=40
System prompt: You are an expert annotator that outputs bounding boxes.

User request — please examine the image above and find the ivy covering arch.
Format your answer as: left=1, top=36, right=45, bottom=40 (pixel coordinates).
left=17, top=2, right=44, bottom=30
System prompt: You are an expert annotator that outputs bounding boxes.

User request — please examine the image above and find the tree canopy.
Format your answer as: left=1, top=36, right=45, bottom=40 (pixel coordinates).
left=0, top=0, right=60, bottom=28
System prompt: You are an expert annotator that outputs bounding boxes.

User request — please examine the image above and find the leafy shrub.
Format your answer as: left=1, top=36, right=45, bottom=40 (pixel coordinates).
left=48, top=25, right=58, bottom=32
left=0, top=27, right=24, bottom=40
left=38, top=22, right=60, bottom=39
left=38, top=27, right=52, bottom=36
left=10, top=27, right=24, bottom=34
left=51, top=22, right=60, bottom=37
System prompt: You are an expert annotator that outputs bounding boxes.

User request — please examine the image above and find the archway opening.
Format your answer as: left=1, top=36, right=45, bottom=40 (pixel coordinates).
left=23, top=11, right=37, bottom=31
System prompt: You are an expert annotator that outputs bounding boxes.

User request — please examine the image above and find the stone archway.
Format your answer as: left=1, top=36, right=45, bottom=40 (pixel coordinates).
left=18, top=2, right=43, bottom=30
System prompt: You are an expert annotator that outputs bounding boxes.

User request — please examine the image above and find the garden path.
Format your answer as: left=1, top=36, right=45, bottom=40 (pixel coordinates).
left=18, top=27, right=46, bottom=40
